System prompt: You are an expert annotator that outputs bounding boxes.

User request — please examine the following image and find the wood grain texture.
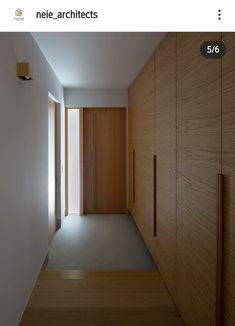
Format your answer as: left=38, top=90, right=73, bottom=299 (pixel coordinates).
left=37, top=270, right=164, bottom=280
left=155, top=33, right=177, bottom=299
left=20, top=270, right=184, bottom=326
left=83, top=108, right=127, bottom=213
left=177, top=32, right=222, bottom=326
left=128, top=55, right=156, bottom=252
left=222, top=32, right=235, bottom=326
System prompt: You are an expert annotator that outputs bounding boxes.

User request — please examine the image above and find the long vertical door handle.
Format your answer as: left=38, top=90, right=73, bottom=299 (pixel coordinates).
left=216, top=173, right=224, bottom=326
left=90, top=112, right=96, bottom=209
left=133, top=149, right=135, bottom=203
left=153, top=155, right=157, bottom=237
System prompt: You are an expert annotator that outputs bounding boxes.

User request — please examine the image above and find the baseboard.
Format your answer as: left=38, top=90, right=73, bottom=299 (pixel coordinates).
left=56, top=218, right=61, bottom=230
left=41, top=252, right=49, bottom=270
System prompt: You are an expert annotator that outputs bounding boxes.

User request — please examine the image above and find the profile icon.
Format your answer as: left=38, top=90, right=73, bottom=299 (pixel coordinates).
left=15, top=9, right=23, bottom=17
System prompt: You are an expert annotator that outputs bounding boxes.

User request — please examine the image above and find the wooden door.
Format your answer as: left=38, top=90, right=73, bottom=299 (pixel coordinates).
left=128, top=56, right=155, bottom=249
left=222, top=32, right=235, bottom=326
left=48, top=97, right=57, bottom=243
left=155, top=33, right=177, bottom=297
left=83, top=108, right=126, bottom=214
left=177, top=32, right=222, bottom=325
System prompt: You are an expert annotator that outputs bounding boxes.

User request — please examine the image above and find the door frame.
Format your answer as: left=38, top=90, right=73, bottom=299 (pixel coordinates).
left=65, top=107, right=84, bottom=216
left=48, top=93, right=61, bottom=231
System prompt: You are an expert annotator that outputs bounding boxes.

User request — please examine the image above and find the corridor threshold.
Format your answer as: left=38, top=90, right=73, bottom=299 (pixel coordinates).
left=20, top=270, right=184, bottom=326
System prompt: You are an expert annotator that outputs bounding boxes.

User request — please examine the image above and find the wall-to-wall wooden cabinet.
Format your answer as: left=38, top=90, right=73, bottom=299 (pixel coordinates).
left=128, top=32, right=235, bottom=326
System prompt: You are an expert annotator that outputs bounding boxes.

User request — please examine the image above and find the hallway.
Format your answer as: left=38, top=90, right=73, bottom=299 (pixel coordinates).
left=21, top=215, right=183, bottom=325
left=46, top=214, right=156, bottom=270
left=1, top=32, right=235, bottom=326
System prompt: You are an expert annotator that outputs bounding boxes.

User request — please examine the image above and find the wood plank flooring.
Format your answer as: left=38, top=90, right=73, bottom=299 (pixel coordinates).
left=20, top=270, right=184, bottom=326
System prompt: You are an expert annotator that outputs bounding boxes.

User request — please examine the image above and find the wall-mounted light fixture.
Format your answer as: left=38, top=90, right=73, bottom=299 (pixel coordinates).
left=16, top=62, right=33, bottom=80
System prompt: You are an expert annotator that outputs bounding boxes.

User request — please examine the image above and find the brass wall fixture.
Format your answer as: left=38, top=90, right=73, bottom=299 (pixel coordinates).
left=16, top=62, right=33, bottom=80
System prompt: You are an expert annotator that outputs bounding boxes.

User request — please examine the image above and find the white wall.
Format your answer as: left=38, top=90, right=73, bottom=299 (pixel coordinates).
left=68, top=110, right=80, bottom=213
left=65, top=88, right=128, bottom=107
left=0, top=32, right=65, bottom=326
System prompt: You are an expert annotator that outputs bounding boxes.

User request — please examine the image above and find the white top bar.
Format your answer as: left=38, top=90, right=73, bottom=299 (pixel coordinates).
left=0, top=0, right=234, bottom=32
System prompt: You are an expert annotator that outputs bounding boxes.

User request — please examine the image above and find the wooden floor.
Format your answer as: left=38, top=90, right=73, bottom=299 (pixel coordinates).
left=20, top=270, right=184, bottom=326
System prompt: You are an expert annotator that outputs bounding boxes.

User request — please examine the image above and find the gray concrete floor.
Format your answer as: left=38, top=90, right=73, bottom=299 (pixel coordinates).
left=46, top=214, right=157, bottom=270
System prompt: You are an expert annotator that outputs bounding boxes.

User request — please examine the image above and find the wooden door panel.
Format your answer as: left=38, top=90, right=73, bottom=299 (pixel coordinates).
left=177, top=32, right=221, bottom=325
left=128, top=56, right=155, bottom=249
left=222, top=32, right=235, bottom=326
left=83, top=108, right=126, bottom=214
left=155, top=33, right=177, bottom=298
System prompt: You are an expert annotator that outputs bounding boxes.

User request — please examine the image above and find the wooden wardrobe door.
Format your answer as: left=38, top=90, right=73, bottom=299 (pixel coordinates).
left=128, top=83, right=136, bottom=217
left=141, top=56, right=155, bottom=242
left=83, top=108, right=126, bottom=214
left=222, top=32, right=235, bottom=326
left=177, top=32, right=222, bottom=325
left=155, top=33, right=177, bottom=297
left=128, top=55, right=155, bottom=248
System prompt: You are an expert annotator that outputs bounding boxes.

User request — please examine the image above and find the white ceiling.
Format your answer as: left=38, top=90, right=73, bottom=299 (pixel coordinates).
left=32, top=32, right=165, bottom=89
